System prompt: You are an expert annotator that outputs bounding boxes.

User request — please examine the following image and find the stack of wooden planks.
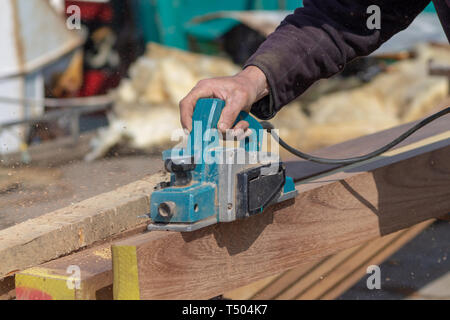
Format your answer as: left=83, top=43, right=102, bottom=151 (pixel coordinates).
left=0, top=114, right=448, bottom=300
left=224, top=219, right=435, bottom=300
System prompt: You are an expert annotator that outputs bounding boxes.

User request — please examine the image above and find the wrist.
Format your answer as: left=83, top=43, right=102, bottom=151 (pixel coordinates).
left=238, top=66, right=269, bottom=101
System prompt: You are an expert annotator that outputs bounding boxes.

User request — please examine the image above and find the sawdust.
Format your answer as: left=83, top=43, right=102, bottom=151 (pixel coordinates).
left=0, top=167, right=63, bottom=194
left=78, top=229, right=85, bottom=247
left=92, top=247, right=112, bottom=260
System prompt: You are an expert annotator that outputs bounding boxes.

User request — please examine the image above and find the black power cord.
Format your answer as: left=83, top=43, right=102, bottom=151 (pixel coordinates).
left=262, top=106, right=449, bottom=165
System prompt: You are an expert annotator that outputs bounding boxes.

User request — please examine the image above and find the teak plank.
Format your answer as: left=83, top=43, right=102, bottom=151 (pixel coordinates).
left=319, top=220, right=435, bottom=300
left=275, top=245, right=363, bottom=300
left=225, top=220, right=433, bottom=300
left=225, top=261, right=318, bottom=300
left=285, top=116, right=449, bottom=182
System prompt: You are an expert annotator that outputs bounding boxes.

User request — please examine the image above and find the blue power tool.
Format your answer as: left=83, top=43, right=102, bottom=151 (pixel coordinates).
left=147, top=98, right=297, bottom=232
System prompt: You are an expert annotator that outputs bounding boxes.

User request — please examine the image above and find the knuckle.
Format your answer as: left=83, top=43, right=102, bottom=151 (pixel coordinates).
left=222, top=108, right=239, bottom=122
left=235, top=88, right=249, bottom=100
left=196, top=79, right=209, bottom=87
left=240, top=90, right=249, bottom=101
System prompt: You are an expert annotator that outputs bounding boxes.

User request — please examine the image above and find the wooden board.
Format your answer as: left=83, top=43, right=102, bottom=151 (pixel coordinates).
left=15, top=244, right=113, bottom=300
left=0, top=169, right=165, bottom=279
left=285, top=116, right=449, bottom=182
left=225, top=262, right=318, bottom=300
left=0, top=276, right=15, bottom=300
left=318, top=220, right=434, bottom=300
left=14, top=224, right=147, bottom=300
left=224, top=220, right=434, bottom=300
left=111, top=129, right=450, bottom=300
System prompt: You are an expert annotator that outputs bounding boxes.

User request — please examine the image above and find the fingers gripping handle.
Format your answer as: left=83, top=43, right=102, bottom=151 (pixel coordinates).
left=234, top=109, right=263, bottom=152
left=189, top=98, right=263, bottom=153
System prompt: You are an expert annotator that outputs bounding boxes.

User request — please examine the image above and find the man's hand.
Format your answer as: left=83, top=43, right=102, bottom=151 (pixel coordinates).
left=179, top=66, right=269, bottom=134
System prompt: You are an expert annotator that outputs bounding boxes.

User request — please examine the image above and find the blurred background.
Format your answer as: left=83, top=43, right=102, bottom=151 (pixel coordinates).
left=0, top=0, right=448, bottom=300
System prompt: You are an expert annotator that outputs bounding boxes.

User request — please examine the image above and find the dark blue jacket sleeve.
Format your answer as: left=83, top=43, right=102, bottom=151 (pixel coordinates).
left=245, top=0, right=431, bottom=119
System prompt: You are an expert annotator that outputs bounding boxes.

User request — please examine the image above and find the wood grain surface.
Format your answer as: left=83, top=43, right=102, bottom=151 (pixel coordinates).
left=224, top=220, right=434, bottom=300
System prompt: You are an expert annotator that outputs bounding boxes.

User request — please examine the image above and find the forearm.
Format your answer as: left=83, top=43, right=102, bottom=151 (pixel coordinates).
left=245, top=0, right=431, bottom=119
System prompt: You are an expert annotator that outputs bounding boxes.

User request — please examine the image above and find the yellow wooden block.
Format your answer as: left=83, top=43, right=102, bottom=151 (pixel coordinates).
left=16, top=267, right=77, bottom=300
left=112, top=245, right=140, bottom=300
left=15, top=265, right=101, bottom=300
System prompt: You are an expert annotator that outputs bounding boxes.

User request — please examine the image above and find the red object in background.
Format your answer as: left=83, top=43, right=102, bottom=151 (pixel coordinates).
left=65, top=0, right=113, bottom=23
left=79, top=70, right=107, bottom=97
left=79, top=70, right=121, bottom=97
left=16, top=287, right=53, bottom=300
left=64, top=1, right=122, bottom=98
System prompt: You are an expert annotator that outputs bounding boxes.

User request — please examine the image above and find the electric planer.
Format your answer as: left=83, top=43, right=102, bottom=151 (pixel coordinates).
left=147, top=98, right=297, bottom=232
left=146, top=97, right=450, bottom=232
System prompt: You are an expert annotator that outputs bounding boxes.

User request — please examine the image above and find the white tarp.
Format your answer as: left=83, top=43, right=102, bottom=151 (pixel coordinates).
left=0, top=0, right=83, bottom=154
left=0, top=0, right=83, bottom=78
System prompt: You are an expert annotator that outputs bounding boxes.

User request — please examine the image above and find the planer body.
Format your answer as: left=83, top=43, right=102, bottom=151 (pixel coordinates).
left=148, top=98, right=296, bottom=232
